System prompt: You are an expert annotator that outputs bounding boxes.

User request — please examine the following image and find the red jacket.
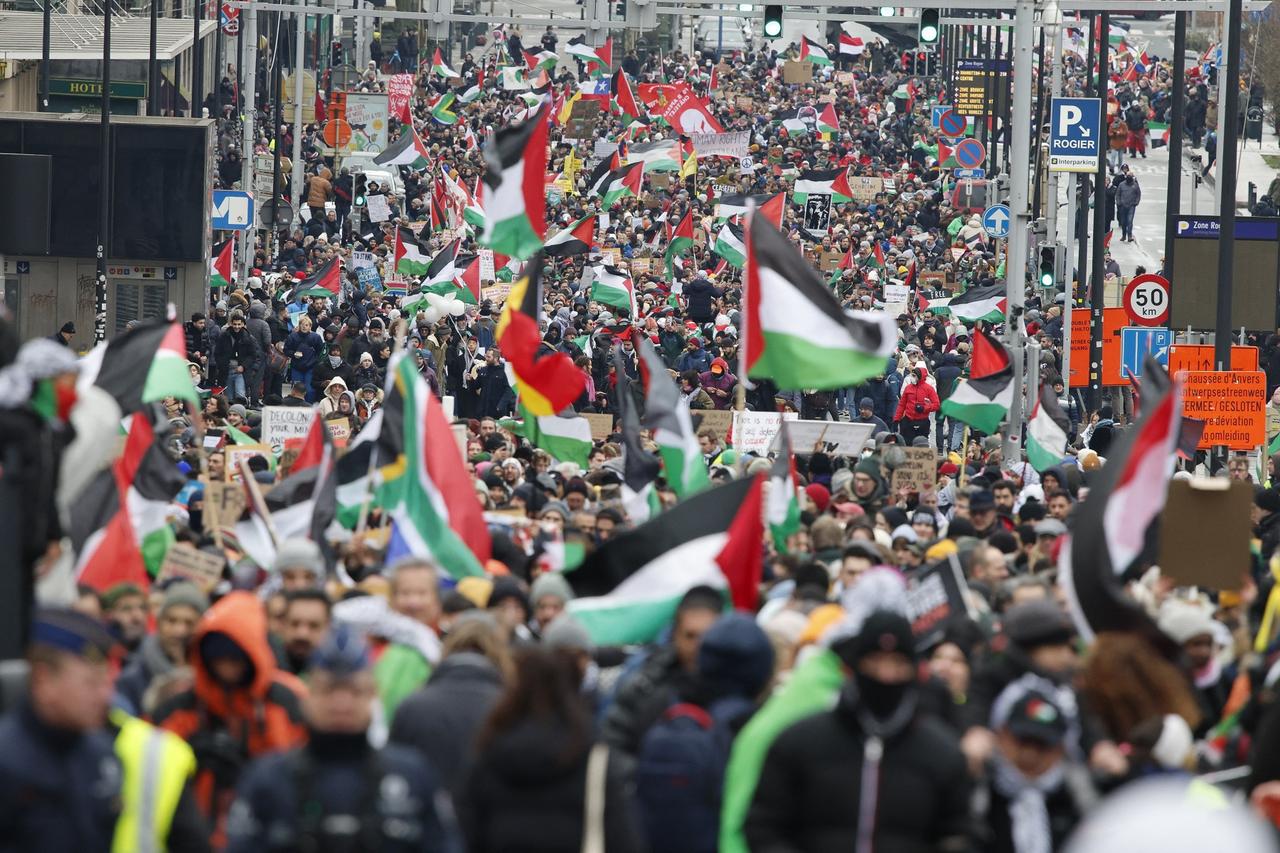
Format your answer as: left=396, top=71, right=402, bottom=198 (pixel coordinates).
left=895, top=377, right=940, bottom=422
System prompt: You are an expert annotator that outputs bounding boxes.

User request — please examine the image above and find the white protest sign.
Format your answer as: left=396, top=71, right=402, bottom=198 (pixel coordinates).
left=689, top=130, right=751, bottom=158
left=351, top=250, right=376, bottom=270
left=883, top=282, right=910, bottom=303
left=261, top=406, right=314, bottom=455
left=365, top=194, right=392, bottom=223
left=776, top=419, right=877, bottom=456
left=731, top=411, right=799, bottom=454
left=478, top=248, right=496, bottom=282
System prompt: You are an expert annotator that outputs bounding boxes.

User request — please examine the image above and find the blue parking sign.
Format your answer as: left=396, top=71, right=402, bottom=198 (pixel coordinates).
left=1120, top=327, right=1171, bottom=379
left=1048, top=97, right=1102, bottom=173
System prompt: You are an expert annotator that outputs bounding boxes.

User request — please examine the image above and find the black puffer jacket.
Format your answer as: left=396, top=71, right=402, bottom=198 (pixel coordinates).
left=389, top=652, right=505, bottom=794
left=745, top=685, right=974, bottom=853
left=457, top=721, right=641, bottom=853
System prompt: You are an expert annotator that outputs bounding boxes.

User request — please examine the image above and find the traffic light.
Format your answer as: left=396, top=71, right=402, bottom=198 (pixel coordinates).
left=1038, top=244, right=1056, bottom=288
left=330, top=40, right=343, bottom=68
left=353, top=174, right=368, bottom=207
left=878, top=5, right=896, bottom=15
left=918, top=8, right=939, bottom=44
left=763, top=5, right=783, bottom=38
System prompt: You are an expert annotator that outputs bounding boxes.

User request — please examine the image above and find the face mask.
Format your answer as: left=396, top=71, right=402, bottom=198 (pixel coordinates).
left=855, top=670, right=912, bottom=720
left=329, top=355, right=342, bottom=367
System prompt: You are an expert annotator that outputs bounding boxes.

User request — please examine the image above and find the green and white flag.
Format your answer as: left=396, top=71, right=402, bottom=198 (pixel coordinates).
left=590, top=265, right=635, bottom=315
left=714, top=221, right=747, bottom=268
left=767, top=422, right=800, bottom=551
left=940, top=327, right=1013, bottom=435
left=628, top=138, right=682, bottom=172
left=499, top=403, right=594, bottom=468
left=634, top=335, right=711, bottom=499
left=1026, top=384, right=1071, bottom=471
left=478, top=107, right=549, bottom=261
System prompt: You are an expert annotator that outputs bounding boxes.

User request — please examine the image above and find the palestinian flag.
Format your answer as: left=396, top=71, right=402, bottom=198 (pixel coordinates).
left=601, top=161, right=644, bottom=207
left=422, top=238, right=464, bottom=288
left=715, top=193, right=784, bottom=225
left=937, top=141, right=961, bottom=167
left=839, top=32, right=865, bottom=56
left=817, top=102, right=840, bottom=135
left=544, top=214, right=596, bottom=257
left=394, top=226, right=432, bottom=276
left=940, top=326, right=1013, bottom=435
left=612, top=69, right=645, bottom=123
left=457, top=77, right=482, bottom=103
left=793, top=168, right=854, bottom=204
left=463, top=178, right=486, bottom=228
left=635, top=333, right=710, bottom=499
left=567, top=35, right=602, bottom=63
left=587, top=36, right=613, bottom=77
left=210, top=238, right=234, bottom=288
left=565, top=474, right=764, bottom=644
left=336, top=409, right=381, bottom=528
left=591, top=265, right=635, bottom=315
left=1148, top=120, right=1170, bottom=149
left=586, top=153, right=620, bottom=197
left=298, top=256, right=342, bottom=299
left=1026, top=384, right=1071, bottom=472
left=374, top=125, right=431, bottom=168
left=664, top=210, right=694, bottom=279
left=628, top=138, right=681, bottom=172
left=430, top=92, right=458, bottom=125
left=944, top=281, right=1007, bottom=324
left=799, top=36, right=833, bottom=65
left=431, top=47, right=460, bottom=78
left=500, top=404, right=594, bottom=468
left=480, top=106, right=549, bottom=261
left=1060, top=377, right=1182, bottom=647
left=613, top=349, right=663, bottom=524
left=767, top=420, right=800, bottom=552
left=453, top=254, right=483, bottom=304
left=742, top=212, right=896, bottom=391
left=496, top=253, right=586, bottom=416
left=70, top=414, right=186, bottom=589
left=375, top=353, right=490, bottom=578
left=714, top=221, right=747, bottom=268
left=524, top=48, right=558, bottom=72
left=774, top=107, right=812, bottom=135
left=78, top=319, right=199, bottom=412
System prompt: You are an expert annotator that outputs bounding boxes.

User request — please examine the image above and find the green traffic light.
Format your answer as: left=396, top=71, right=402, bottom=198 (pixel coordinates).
left=920, top=23, right=938, bottom=42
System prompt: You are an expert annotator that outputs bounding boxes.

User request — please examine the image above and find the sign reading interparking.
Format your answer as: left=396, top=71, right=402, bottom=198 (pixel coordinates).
left=1049, top=97, right=1102, bottom=173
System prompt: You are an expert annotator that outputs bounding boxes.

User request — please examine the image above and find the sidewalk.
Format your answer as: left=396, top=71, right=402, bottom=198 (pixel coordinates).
left=1195, top=119, right=1280, bottom=212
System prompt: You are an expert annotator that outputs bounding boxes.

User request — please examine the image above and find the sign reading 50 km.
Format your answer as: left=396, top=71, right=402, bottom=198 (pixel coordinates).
left=1123, top=273, right=1170, bottom=327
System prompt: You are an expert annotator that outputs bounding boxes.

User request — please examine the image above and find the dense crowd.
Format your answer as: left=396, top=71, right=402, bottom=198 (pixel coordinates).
left=3, top=19, right=1280, bottom=853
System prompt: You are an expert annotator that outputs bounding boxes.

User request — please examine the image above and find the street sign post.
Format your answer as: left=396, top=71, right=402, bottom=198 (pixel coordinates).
left=953, top=168, right=985, bottom=179
left=938, top=109, right=967, bottom=139
left=1048, top=97, right=1103, bottom=173
left=1121, top=326, right=1172, bottom=378
left=954, top=138, right=986, bottom=170
left=211, top=190, right=254, bottom=230
left=1122, top=273, right=1171, bottom=326
left=981, top=204, right=1011, bottom=239
left=931, top=105, right=949, bottom=128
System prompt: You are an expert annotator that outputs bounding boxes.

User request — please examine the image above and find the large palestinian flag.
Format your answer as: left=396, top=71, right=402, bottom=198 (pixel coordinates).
left=600, top=161, right=644, bottom=207
left=497, top=253, right=586, bottom=416
left=590, top=265, right=635, bottom=315
left=714, top=221, right=747, bottom=268
left=479, top=107, right=549, bottom=260
left=793, top=168, right=854, bottom=204
left=628, top=138, right=682, bottom=172
left=431, top=47, right=460, bottom=78
left=664, top=210, right=694, bottom=279
left=612, top=68, right=645, bottom=123
left=499, top=404, right=594, bottom=468
left=544, top=215, right=596, bottom=257
left=715, top=193, right=784, bottom=227
left=297, top=256, right=342, bottom=299
left=394, top=226, right=432, bottom=276
left=70, top=414, right=186, bottom=589
left=767, top=420, right=800, bottom=551
left=613, top=349, right=662, bottom=524
left=78, top=319, right=199, bottom=412
left=565, top=474, right=764, bottom=644
left=635, top=333, right=710, bottom=499
left=210, top=238, right=234, bottom=288
left=940, top=326, right=1013, bottom=435
left=943, top=281, right=1007, bottom=324
left=335, top=409, right=381, bottom=528
left=374, top=125, right=431, bottom=168
left=742, top=212, right=895, bottom=391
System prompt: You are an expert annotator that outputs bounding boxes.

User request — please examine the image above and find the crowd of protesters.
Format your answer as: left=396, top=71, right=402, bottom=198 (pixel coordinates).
left=2, top=17, right=1280, bottom=853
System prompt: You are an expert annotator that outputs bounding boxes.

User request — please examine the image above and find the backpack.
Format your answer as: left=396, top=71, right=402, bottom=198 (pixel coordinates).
left=634, top=696, right=755, bottom=853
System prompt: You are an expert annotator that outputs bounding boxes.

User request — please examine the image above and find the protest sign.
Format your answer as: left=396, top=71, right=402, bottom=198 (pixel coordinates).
left=904, top=556, right=971, bottom=651
left=782, top=61, right=813, bottom=84
left=202, top=480, right=246, bottom=531
left=777, top=420, right=875, bottom=456
left=340, top=93, right=389, bottom=154
left=693, top=409, right=735, bottom=442
left=847, top=176, right=884, bottom=204
left=386, top=73, right=414, bottom=121
left=478, top=249, right=496, bottom=281
left=261, top=406, right=314, bottom=455
left=883, top=282, right=910, bottom=303
left=356, top=265, right=383, bottom=292
left=688, top=131, right=751, bottom=159
left=326, top=417, right=352, bottom=444
left=731, top=411, right=797, bottom=454
left=1159, top=479, right=1252, bottom=590
left=350, top=250, right=376, bottom=269
left=891, top=446, right=937, bottom=493
left=225, top=444, right=273, bottom=480
left=157, top=544, right=226, bottom=592
left=584, top=413, right=615, bottom=441
left=365, top=194, right=392, bottom=223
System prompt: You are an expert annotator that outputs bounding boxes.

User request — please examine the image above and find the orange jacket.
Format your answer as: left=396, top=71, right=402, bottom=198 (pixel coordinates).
left=152, top=591, right=308, bottom=836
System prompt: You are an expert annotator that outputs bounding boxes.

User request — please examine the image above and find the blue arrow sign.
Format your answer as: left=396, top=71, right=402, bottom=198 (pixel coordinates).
left=981, top=204, right=1011, bottom=239
left=1049, top=97, right=1102, bottom=173
left=931, top=106, right=949, bottom=128
left=1120, top=326, right=1172, bottom=379
left=211, top=189, right=254, bottom=231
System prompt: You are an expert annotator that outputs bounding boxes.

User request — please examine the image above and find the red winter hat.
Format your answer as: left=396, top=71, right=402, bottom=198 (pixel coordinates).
left=805, top=483, right=831, bottom=513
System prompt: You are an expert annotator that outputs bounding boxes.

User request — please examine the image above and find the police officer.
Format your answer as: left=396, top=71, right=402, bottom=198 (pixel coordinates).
left=0, top=609, right=123, bottom=850
left=226, top=625, right=460, bottom=853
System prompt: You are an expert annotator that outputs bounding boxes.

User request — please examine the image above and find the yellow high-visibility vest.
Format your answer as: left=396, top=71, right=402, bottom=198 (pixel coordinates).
left=111, top=709, right=198, bottom=853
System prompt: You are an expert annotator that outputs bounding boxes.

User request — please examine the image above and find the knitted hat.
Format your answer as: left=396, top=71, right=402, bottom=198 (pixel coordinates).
left=542, top=614, right=593, bottom=652
left=1158, top=600, right=1216, bottom=645
left=488, top=577, right=529, bottom=615
left=272, top=538, right=324, bottom=577
left=530, top=572, right=574, bottom=605
left=159, top=582, right=209, bottom=617
left=805, top=483, right=831, bottom=512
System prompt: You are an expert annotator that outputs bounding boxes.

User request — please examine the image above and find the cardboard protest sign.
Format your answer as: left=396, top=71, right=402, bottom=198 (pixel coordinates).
left=225, top=444, right=273, bottom=480
left=693, top=409, right=735, bottom=443
left=203, top=480, right=246, bottom=531
left=584, top=413, right=615, bottom=441
left=157, top=544, right=226, bottom=592
left=892, top=446, right=937, bottom=494
left=1158, top=478, right=1252, bottom=590
left=261, top=406, right=314, bottom=455
left=782, top=61, right=813, bottom=84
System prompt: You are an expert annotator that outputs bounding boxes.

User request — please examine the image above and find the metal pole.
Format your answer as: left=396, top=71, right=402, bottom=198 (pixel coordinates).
left=1213, top=0, right=1228, bottom=210
left=291, top=0, right=304, bottom=226
left=194, top=0, right=204, bottom=116
left=149, top=0, right=159, bottom=115
left=97, top=0, right=111, bottom=344
left=239, top=4, right=256, bottom=285
left=1088, top=12, right=1108, bottom=410
left=216, top=13, right=225, bottom=119
left=271, top=13, right=283, bottom=254
left=41, top=0, right=51, bottom=111
left=1164, top=10, right=1186, bottom=288
left=1214, top=0, right=1242, bottom=369
left=1031, top=22, right=1046, bottom=217
left=236, top=6, right=244, bottom=114
left=1001, top=0, right=1034, bottom=461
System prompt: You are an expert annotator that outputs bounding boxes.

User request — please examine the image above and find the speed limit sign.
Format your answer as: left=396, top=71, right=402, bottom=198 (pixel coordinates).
left=1123, top=273, right=1170, bottom=327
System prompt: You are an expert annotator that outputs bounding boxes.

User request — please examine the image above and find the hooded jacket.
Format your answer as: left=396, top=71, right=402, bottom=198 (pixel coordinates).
left=699, top=358, right=738, bottom=410
left=153, top=592, right=307, bottom=830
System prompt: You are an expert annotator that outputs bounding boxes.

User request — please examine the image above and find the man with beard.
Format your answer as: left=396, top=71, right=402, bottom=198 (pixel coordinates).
left=279, top=590, right=332, bottom=676
left=346, top=317, right=388, bottom=368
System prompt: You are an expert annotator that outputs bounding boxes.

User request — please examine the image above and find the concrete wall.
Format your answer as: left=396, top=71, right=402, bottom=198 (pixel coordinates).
left=1, top=256, right=208, bottom=348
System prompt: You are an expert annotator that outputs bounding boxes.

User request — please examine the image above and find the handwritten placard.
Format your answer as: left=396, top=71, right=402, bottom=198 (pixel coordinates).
left=584, top=412, right=615, bottom=441
left=157, top=544, right=225, bottom=592
left=261, top=406, right=314, bottom=455
left=891, top=446, right=937, bottom=493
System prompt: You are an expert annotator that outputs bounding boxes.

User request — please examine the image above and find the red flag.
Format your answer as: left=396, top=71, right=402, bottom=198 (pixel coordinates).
left=714, top=473, right=765, bottom=611
left=291, top=411, right=328, bottom=475
left=758, top=192, right=785, bottom=228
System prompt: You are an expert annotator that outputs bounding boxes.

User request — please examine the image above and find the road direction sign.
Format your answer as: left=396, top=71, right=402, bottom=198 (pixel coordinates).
left=931, top=105, right=949, bottom=128
left=1049, top=97, right=1102, bottom=173
left=211, top=190, right=254, bottom=230
left=954, top=138, right=986, bottom=170
left=1121, top=326, right=1172, bottom=379
left=981, top=204, right=1011, bottom=239
left=1123, top=273, right=1170, bottom=326
left=938, top=109, right=967, bottom=139
left=953, top=167, right=985, bottom=179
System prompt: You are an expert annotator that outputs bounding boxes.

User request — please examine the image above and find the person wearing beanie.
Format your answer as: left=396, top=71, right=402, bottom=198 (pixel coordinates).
left=228, top=625, right=461, bottom=851
left=804, top=482, right=831, bottom=514
left=745, top=591, right=971, bottom=851
left=1158, top=600, right=1229, bottom=725
left=488, top=577, right=532, bottom=642
left=851, top=456, right=888, bottom=516
left=854, top=396, right=890, bottom=435
left=272, top=538, right=326, bottom=591
left=102, top=582, right=149, bottom=654
left=115, top=581, right=209, bottom=715
left=530, top=572, right=575, bottom=635
left=153, top=591, right=308, bottom=835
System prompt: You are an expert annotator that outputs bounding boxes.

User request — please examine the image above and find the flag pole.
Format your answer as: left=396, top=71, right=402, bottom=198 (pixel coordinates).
left=239, top=457, right=281, bottom=548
